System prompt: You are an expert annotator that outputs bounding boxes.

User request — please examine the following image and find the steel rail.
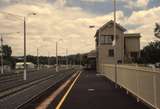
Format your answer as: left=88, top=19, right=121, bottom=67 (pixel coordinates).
left=0, top=69, right=76, bottom=100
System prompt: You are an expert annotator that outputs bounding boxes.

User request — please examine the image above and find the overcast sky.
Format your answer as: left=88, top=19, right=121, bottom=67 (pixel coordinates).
left=0, top=0, right=160, bottom=56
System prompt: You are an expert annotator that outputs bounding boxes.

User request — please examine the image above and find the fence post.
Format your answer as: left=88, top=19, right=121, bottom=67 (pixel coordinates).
left=136, top=71, right=140, bottom=102
left=153, top=74, right=157, bottom=108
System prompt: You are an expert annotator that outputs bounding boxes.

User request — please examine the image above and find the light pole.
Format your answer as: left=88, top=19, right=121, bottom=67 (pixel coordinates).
left=66, top=49, right=68, bottom=69
left=79, top=54, right=81, bottom=68
left=56, top=39, right=63, bottom=72
left=23, top=17, right=27, bottom=80
left=48, top=52, right=50, bottom=68
left=56, top=41, right=58, bottom=72
left=23, top=14, right=37, bottom=80
left=37, top=48, right=39, bottom=70
left=23, top=13, right=37, bottom=80
left=0, top=36, right=3, bottom=74
left=113, top=0, right=117, bottom=88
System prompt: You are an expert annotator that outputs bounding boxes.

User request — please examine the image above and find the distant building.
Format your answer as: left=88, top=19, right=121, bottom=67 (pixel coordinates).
left=15, top=62, right=35, bottom=70
left=94, top=20, right=141, bottom=71
left=86, top=50, right=96, bottom=70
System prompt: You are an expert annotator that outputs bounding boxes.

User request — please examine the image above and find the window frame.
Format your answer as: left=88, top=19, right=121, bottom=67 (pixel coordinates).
left=100, top=35, right=114, bottom=45
left=108, top=49, right=114, bottom=57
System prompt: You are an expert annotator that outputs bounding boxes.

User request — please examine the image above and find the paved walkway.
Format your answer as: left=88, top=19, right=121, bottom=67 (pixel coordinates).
left=51, top=70, right=150, bottom=109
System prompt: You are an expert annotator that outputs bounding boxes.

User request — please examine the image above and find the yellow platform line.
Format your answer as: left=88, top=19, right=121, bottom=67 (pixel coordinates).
left=56, top=72, right=81, bottom=109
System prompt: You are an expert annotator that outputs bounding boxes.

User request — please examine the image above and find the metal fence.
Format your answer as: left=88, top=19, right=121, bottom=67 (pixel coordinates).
left=0, top=65, right=11, bottom=73
left=100, top=64, right=160, bottom=109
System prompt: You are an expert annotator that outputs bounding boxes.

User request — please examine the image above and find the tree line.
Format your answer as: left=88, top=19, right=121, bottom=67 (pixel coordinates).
left=1, top=40, right=160, bottom=69
left=1, top=45, right=88, bottom=69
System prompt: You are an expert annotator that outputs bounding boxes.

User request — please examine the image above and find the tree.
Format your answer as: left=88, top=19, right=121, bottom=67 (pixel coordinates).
left=154, top=23, right=160, bottom=39
left=0, top=45, right=15, bottom=68
left=2, top=45, right=12, bottom=58
left=140, top=41, right=160, bottom=64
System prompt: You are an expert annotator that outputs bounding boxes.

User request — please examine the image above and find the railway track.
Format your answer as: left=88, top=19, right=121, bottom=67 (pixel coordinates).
left=0, top=68, right=73, bottom=92
left=0, top=69, right=53, bottom=92
left=0, top=67, right=67, bottom=82
left=17, top=70, right=78, bottom=109
left=0, top=68, right=77, bottom=109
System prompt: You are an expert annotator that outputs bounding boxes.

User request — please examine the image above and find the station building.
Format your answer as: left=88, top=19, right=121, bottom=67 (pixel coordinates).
left=94, top=20, right=141, bottom=71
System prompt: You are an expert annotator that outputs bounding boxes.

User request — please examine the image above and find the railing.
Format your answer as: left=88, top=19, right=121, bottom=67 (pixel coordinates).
left=100, top=64, right=160, bottom=109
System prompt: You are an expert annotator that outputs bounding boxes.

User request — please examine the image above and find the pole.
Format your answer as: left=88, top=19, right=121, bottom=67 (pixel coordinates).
left=79, top=54, right=81, bottom=69
left=1, top=36, right=4, bottom=74
left=113, top=0, right=117, bottom=88
left=66, top=49, right=68, bottom=69
left=48, top=52, right=50, bottom=68
left=24, top=17, right=27, bottom=80
left=56, top=42, right=58, bottom=72
left=98, top=29, right=101, bottom=73
left=37, top=48, right=39, bottom=70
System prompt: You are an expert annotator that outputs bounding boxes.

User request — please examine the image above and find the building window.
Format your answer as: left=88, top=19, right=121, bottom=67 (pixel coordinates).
left=100, top=36, right=105, bottom=44
left=99, top=35, right=114, bottom=45
left=108, top=49, right=114, bottom=57
left=130, top=52, right=138, bottom=58
left=104, top=35, right=113, bottom=44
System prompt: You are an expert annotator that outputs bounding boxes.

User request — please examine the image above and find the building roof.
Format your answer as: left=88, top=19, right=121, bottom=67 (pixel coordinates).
left=94, top=20, right=127, bottom=37
left=87, top=50, right=96, bottom=58
left=124, top=33, right=141, bottom=38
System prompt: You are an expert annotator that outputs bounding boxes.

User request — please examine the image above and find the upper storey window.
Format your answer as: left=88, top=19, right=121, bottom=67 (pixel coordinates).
left=99, top=35, right=114, bottom=45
